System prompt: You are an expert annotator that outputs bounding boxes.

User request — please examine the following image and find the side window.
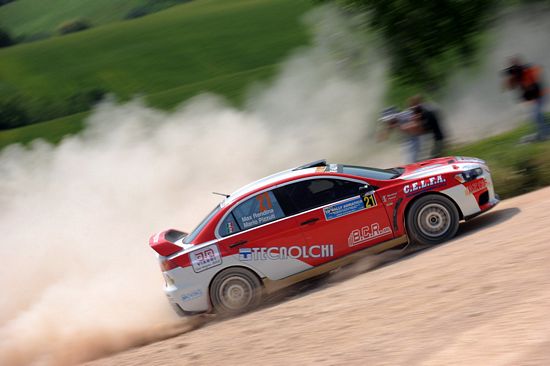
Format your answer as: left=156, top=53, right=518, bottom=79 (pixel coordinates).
left=218, top=212, right=241, bottom=237
left=277, top=179, right=363, bottom=214
left=231, top=191, right=285, bottom=230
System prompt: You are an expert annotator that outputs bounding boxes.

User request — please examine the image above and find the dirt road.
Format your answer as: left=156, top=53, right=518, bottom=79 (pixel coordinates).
left=85, top=187, right=550, bottom=366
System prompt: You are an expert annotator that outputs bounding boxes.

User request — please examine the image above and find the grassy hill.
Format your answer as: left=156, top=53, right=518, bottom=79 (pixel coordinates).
left=0, top=0, right=313, bottom=127
left=0, top=0, right=178, bottom=38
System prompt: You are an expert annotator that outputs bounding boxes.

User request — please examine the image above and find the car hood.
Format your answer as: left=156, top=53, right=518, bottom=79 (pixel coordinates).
left=397, top=156, right=485, bottom=180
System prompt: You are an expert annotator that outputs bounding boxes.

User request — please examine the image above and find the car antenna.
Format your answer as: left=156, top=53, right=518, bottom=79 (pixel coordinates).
left=212, top=192, right=230, bottom=198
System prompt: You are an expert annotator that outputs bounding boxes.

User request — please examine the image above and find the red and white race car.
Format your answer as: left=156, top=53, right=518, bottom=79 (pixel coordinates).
left=150, top=157, right=498, bottom=316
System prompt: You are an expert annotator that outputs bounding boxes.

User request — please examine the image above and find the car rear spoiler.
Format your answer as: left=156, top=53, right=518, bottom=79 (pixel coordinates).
left=149, top=229, right=187, bottom=257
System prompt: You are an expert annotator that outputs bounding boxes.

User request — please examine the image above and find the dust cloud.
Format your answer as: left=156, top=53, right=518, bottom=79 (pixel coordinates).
left=0, top=6, right=387, bottom=366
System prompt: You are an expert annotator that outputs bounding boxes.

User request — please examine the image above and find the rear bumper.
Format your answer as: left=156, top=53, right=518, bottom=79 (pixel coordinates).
left=162, top=267, right=211, bottom=315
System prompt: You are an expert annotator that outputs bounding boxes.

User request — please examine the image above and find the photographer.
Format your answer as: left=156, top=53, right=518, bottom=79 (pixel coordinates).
left=378, top=107, right=424, bottom=163
left=503, top=56, right=549, bottom=141
left=409, top=95, right=446, bottom=158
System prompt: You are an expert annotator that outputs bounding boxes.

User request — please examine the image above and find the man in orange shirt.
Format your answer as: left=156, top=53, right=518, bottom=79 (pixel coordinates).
left=503, top=56, right=549, bottom=141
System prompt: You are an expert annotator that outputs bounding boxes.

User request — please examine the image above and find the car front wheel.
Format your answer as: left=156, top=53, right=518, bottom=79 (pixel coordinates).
left=210, top=267, right=262, bottom=315
left=406, top=194, right=460, bottom=246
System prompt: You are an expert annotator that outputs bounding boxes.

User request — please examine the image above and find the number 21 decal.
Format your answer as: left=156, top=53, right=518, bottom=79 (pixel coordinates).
left=362, top=193, right=377, bottom=209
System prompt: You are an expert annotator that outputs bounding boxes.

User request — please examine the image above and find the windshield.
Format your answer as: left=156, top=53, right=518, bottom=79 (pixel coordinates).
left=342, top=165, right=403, bottom=180
left=183, top=205, right=221, bottom=244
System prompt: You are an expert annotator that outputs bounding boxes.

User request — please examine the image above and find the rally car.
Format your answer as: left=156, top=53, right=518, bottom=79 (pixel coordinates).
left=150, top=157, right=498, bottom=316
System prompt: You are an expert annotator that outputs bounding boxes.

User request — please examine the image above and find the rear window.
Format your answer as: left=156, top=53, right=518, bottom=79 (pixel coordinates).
left=183, top=205, right=221, bottom=244
left=342, top=165, right=401, bottom=180
left=218, top=212, right=241, bottom=237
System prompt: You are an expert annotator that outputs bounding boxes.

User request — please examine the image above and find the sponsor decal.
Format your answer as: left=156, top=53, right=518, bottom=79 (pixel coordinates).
left=324, top=196, right=366, bottom=221
left=190, top=244, right=222, bottom=273
left=181, top=289, right=203, bottom=302
left=226, top=221, right=236, bottom=234
left=465, top=178, right=487, bottom=195
left=382, top=192, right=398, bottom=205
left=403, top=175, right=446, bottom=195
left=239, top=245, right=334, bottom=261
left=348, top=223, right=392, bottom=247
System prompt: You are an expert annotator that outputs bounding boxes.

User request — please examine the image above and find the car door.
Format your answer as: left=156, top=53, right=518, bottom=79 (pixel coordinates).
left=216, top=190, right=314, bottom=280
left=274, top=177, right=394, bottom=261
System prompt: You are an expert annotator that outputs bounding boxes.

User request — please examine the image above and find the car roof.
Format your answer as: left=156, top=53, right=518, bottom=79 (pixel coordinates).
left=222, top=166, right=325, bottom=207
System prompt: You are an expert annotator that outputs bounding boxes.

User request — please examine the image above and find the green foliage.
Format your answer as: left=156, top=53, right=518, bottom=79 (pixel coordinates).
left=57, top=18, right=92, bottom=35
left=0, top=95, right=29, bottom=129
left=342, top=0, right=498, bottom=89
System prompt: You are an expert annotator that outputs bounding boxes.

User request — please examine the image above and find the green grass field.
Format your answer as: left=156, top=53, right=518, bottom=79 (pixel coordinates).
left=0, top=0, right=313, bottom=122
left=0, top=112, right=87, bottom=150
left=0, top=0, right=169, bottom=37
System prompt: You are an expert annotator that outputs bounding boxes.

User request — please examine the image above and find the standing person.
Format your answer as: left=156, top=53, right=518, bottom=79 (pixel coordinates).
left=502, top=56, right=549, bottom=141
left=378, top=106, right=424, bottom=163
left=409, top=95, right=446, bottom=158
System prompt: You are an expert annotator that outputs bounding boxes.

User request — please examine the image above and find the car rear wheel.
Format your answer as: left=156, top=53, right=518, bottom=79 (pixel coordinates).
left=406, top=194, right=459, bottom=246
left=210, top=267, right=262, bottom=315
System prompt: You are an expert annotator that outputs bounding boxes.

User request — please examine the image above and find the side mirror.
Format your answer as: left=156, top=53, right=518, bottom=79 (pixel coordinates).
left=358, top=184, right=375, bottom=196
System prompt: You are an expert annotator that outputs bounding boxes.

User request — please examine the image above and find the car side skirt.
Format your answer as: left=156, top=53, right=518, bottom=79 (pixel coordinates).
left=262, top=235, right=409, bottom=294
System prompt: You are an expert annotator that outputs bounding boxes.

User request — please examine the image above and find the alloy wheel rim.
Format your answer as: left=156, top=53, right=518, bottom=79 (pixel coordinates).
left=218, top=276, right=253, bottom=310
left=417, top=203, right=451, bottom=238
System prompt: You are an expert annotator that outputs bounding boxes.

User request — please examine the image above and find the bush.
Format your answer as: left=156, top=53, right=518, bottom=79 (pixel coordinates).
left=0, top=27, right=14, bottom=48
left=0, top=96, right=30, bottom=130
left=57, top=18, right=92, bottom=35
left=0, top=0, right=16, bottom=6
left=66, top=88, right=106, bottom=114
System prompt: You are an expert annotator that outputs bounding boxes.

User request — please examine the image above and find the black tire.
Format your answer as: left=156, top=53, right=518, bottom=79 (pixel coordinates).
left=209, top=267, right=262, bottom=315
left=406, top=194, right=460, bottom=246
